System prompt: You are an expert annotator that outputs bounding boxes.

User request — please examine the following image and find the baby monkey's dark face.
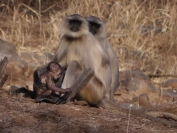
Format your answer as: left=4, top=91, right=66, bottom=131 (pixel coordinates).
left=69, top=19, right=82, bottom=32
left=52, top=69, right=62, bottom=80
left=88, top=22, right=100, bottom=35
left=48, top=62, right=62, bottom=80
left=50, top=63, right=59, bottom=71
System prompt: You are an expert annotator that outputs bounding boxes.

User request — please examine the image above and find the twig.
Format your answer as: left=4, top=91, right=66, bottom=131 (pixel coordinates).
left=41, top=4, right=56, bottom=13
left=146, top=111, right=177, bottom=121
left=0, top=57, right=8, bottom=78
left=0, top=74, right=9, bottom=88
left=126, top=104, right=132, bottom=133
left=148, top=74, right=177, bottom=78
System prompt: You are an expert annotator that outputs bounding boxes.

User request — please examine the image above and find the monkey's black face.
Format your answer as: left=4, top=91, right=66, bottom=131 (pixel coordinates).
left=69, top=19, right=82, bottom=32
left=89, top=22, right=100, bottom=35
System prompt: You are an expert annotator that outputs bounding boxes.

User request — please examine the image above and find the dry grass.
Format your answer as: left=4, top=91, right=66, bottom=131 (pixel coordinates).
left=0, top=0, right=177, bottom=75
left=1, top=1, right=177, bottom=132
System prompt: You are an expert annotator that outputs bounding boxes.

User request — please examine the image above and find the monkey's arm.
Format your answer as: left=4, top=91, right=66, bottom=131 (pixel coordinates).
left=63, top=67, right=94, bottom=103
left=46, top=74, right=68, bottom=93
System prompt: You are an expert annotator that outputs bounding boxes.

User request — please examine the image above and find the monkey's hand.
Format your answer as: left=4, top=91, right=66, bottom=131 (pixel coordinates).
left=65, top=88, right=72, bottom=93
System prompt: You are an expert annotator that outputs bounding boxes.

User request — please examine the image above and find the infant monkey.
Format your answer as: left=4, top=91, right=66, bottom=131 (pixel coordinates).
left=38, top=61, right=71, bottom=97
left=13, top=61, right=71, bottom=104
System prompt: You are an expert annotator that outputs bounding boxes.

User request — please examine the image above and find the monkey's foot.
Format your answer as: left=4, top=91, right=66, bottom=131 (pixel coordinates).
left=55, top=97, right=67, bottom=104
left=55, top=93, right=75, bottom=104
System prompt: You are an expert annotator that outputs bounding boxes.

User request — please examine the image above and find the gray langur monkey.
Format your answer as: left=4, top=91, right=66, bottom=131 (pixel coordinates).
left=86, top=16, right=119, bottom=102
left=52, top=14, right=117, bottom=109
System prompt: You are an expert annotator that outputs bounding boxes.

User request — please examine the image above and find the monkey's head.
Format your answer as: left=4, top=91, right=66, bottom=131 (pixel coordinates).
left=61, top=14, right=89, bottom=38
left=47, top=62, right=62, bottom=80
left=86, top=16, right=106, bottom=40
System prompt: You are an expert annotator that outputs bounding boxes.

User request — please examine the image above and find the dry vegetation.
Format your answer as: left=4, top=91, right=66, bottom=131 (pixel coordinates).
left=0, top=0, right=177, bottom=132
left=0, top=0, right=177, bottom=74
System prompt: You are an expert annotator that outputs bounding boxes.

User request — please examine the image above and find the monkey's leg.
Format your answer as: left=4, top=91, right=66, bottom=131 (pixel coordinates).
left=66, top=69, right=94, bottom=102
left=35, top=90, right=60, bottom=104
left=35, top=95, right=59, bottom=103
left=57, top=61, right=94, bottom=104
left=56, top=61, right=82, bottom=104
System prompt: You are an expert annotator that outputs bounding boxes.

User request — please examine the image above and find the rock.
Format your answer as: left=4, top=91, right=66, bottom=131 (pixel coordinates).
left=163, top=79, right=177, bottom=89
left=120, top=93, right=151, bottom=110
left=117, top=47, right=150, bottom=70
left=0, top=39, right=18, bottom=60
left=139, top=93, right=150, bottom=108
left=155, top=79, right=177, bottom=102
left=0, top=39, right=31, bottom=78
left=119, top=70, right=157, bottom=94
left=161, top=89, right=177, bottom=102
left=132, top=93, right=150, bottom=108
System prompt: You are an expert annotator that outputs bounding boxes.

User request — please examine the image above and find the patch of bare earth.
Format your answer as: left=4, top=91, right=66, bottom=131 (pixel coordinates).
left=0, top=90, right=177, bottom=133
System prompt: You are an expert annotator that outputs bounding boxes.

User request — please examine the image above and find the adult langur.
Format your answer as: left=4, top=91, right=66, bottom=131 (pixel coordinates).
left=86, top=16, right=119, bottom=102
left=52, top=14, right=117, bottom=109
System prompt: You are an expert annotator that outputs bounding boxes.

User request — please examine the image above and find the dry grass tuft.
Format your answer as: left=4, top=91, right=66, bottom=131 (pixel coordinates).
left=0, top=0, right=177, bottom=75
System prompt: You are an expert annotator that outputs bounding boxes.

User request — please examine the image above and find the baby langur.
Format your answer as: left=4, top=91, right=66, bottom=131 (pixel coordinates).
left=13, top=62, right=71, bottom=103
left=36, top=62, right=71, bottom=96
left=86, top=16, right=119, bottom=101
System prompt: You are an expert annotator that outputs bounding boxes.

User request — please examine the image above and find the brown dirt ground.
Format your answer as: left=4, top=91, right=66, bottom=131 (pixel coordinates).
left=1, top=78, right=177, bottom=133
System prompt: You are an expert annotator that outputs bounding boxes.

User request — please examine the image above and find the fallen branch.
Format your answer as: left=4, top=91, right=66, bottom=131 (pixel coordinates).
left=146, top=111, right=177, bottom=121
left=120, top=108, right=177, bottom=128
left=142, top=113, right=177, bottom=128
left=0, top=74, right=8, bottom=88
left=0, top=57, right=8, bottom=88
left=148, top=74, right=177, bottom=78
left=0, top=56, right=8, bottom=78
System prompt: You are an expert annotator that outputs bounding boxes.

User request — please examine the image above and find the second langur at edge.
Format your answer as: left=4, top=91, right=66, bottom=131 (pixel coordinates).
left=86, top=16, right=119, bottom=102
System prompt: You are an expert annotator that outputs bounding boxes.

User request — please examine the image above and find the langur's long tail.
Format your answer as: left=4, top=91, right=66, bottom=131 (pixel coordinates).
left=13, top=87, right=35, bottom=98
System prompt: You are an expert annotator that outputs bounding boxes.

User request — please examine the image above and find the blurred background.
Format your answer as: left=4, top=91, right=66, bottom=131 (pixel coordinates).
left=0, top=0, right=177, bottom=75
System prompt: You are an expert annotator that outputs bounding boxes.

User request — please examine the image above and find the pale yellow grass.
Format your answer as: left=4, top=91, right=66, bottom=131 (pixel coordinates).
left=0, top=0, right=177, bottom=75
